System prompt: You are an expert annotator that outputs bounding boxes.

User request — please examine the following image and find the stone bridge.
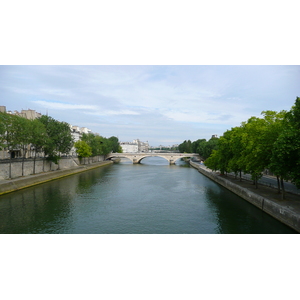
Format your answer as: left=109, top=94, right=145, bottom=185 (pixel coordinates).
left=106, top=152, right=201, bottom=164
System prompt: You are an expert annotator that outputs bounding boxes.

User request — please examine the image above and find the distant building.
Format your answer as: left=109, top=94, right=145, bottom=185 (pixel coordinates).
left=120, top=139, right=149, bottom=153
left=69, top=125, right=92, bottom=156
left=7, top=108, right=42, bottom=120
left=80, top=127, right=92, bottom=134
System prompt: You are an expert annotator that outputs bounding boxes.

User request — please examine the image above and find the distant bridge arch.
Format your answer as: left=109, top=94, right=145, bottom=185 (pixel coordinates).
left=106, top=152, right=201, bottom=165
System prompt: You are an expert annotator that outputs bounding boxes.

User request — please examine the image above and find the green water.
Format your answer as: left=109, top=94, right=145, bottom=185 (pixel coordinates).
left=0, top=157, right=296, bottom=233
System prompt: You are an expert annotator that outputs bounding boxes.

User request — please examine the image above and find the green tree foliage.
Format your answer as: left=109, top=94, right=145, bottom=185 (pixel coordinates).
left=202, top=137, right=219, bottom=159
left=81, top=133, right=121, bottom=156
left=270, top=97, right=300, bottom=192
left=205, top=110, right=287, bottom=189
left=178, top=140, right=192, bottom=153
left=38, top=115, right=74, bottom=163
left=74, top=140, right=92, bottom=158
left=29, top=118, right=49, bottom=174
left=10, top=116, right=32, bottom=175
left=179, top=137, right=219, bottom=159
left=108, top=136, right=123, bottom=153
left=191, top=139, right=206, bottom=153
left=205, top=131, right=232, bottom=175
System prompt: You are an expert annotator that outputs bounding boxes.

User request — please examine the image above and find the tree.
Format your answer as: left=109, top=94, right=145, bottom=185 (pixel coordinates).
left=0, top=113, right=22, bottom=178
left=192, top=139, right=206, bottom=154
left=38, top=115, right=73, bottom=165
left=178, top=140, right=192, bottom=153
left=81, top=133, right=121, bottom=157
left=74, top=140, right=92, bottom=164
left=202, top=137, right=219, bottom=160
left=108, top=136, right=122, bottom=153
left=29, top=119, right=49, bottom=174
left=10, top=116, right=32, bottom=176
left=270, top=97, right=300, bottom=197
left=227, top=126, right=246, bottom=181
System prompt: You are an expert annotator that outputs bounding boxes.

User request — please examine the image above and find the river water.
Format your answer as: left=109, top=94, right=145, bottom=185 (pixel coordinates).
left=0, top=157, right=296, bottom=233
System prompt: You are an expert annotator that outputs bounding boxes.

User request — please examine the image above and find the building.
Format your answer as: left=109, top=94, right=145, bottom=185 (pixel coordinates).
left=69, top=125, right=92, bottom=156
left=120, top=141, right=138, bottom=153
left=120, top=139, right=149, bottom=153
left=6, top=108, right=42, bottom=120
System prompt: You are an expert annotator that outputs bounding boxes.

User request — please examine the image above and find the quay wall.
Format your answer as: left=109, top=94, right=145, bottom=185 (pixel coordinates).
left=0, top=157, right=112, bottom=196
left=0, top=156, right=106, bottom=180
left=190, top=161, right=300, bottom=233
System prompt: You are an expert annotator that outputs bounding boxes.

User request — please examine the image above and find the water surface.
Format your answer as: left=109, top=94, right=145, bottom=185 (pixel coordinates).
left=0, top=157, right=296, bottom=233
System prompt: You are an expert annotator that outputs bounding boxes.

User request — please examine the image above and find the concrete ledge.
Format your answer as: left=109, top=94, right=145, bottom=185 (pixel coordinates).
left=0, top=161, right=113, bottom=196
left=190, top=161, right=300, bottom=233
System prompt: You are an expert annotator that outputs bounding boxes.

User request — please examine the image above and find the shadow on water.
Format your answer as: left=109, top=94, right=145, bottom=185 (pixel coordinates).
left=204, top=184, right=297, bottom=234
left=0, top=166, right=111, bottom=234
left=0, top=181, right=73, bottom=233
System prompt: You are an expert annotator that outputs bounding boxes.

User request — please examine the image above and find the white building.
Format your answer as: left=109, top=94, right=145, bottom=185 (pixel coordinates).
left=120, top=139, right=149, bottom=153
left=69, top=125, right=92, bottom=156
left=80, top=127, right=92, bottom=134
left=120, top=141, right=138, bottom=153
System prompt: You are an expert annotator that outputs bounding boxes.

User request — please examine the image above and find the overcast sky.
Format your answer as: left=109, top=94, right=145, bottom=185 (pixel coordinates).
left=0, top=65, right=299, bottom=146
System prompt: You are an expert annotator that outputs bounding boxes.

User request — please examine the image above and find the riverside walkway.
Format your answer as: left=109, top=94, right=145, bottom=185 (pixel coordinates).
left=190, top=161, right=300, bottom=232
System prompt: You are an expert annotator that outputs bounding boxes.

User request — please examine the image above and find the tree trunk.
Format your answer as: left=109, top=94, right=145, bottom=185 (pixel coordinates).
left=33, top=151, right=37, bottom=174
left=280, top=177, right=286, bottom=200
left=276, top=175, right=281, bottom=194
left=9, top=152, right=12, bottom=179
left=22, top=146, right=26, bottom=177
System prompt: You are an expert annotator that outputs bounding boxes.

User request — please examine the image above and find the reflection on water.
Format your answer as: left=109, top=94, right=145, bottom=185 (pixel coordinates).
left=0, top=157, right=296, bottom=234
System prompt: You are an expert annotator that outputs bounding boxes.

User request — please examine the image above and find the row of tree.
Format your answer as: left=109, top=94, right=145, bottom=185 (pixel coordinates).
left=0, top=112, right=122, bottom=177
left=206, top=97, right=300, bottom=198
left=178, top=137, right=219, bottom=159
left=74, top=134, right=122, bottom=161
left=178, top=97, right=300, bottom=198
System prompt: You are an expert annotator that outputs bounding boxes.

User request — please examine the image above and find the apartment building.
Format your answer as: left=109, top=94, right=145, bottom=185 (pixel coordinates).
left=120, top=139, right=149, bottom=153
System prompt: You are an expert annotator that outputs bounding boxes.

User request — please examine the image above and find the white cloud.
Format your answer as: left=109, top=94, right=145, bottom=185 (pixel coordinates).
left=1, top=65, right=299, bottom=145
left=86, top=109, right=140, bottom=116
left=33, top=100, right=97, bottom=111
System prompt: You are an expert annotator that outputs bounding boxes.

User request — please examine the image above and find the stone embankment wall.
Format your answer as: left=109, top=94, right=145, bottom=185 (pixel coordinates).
left=0, top=157, right=112, bottom=196
left=0, top=156, right=105, bottom=180
left=190, top=161, right=300, bottom=233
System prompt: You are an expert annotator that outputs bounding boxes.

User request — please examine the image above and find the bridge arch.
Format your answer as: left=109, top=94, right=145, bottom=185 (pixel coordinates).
left=136, top=155, right=170, bottom=164
left=106, top=154, right=134, bottom=163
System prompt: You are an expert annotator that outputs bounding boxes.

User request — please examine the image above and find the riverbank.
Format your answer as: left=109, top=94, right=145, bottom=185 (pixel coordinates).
left=0, top=160, right=113, bottom=196
left=190, top=161, right=300, bottom=233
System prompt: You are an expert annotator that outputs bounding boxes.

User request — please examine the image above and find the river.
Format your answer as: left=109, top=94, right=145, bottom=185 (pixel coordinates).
left=0, top=157, right=296, bottom=233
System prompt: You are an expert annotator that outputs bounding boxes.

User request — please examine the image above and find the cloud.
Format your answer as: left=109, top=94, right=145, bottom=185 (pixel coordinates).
left=33, top=100, right=97, bottom=111
left=86, top=109, right=140, bottom=116
left=1, top=65, right=300, bottom=146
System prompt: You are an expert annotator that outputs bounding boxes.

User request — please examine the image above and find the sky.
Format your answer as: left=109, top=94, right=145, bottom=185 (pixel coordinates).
left=0, top=65, right=299, bottom=147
